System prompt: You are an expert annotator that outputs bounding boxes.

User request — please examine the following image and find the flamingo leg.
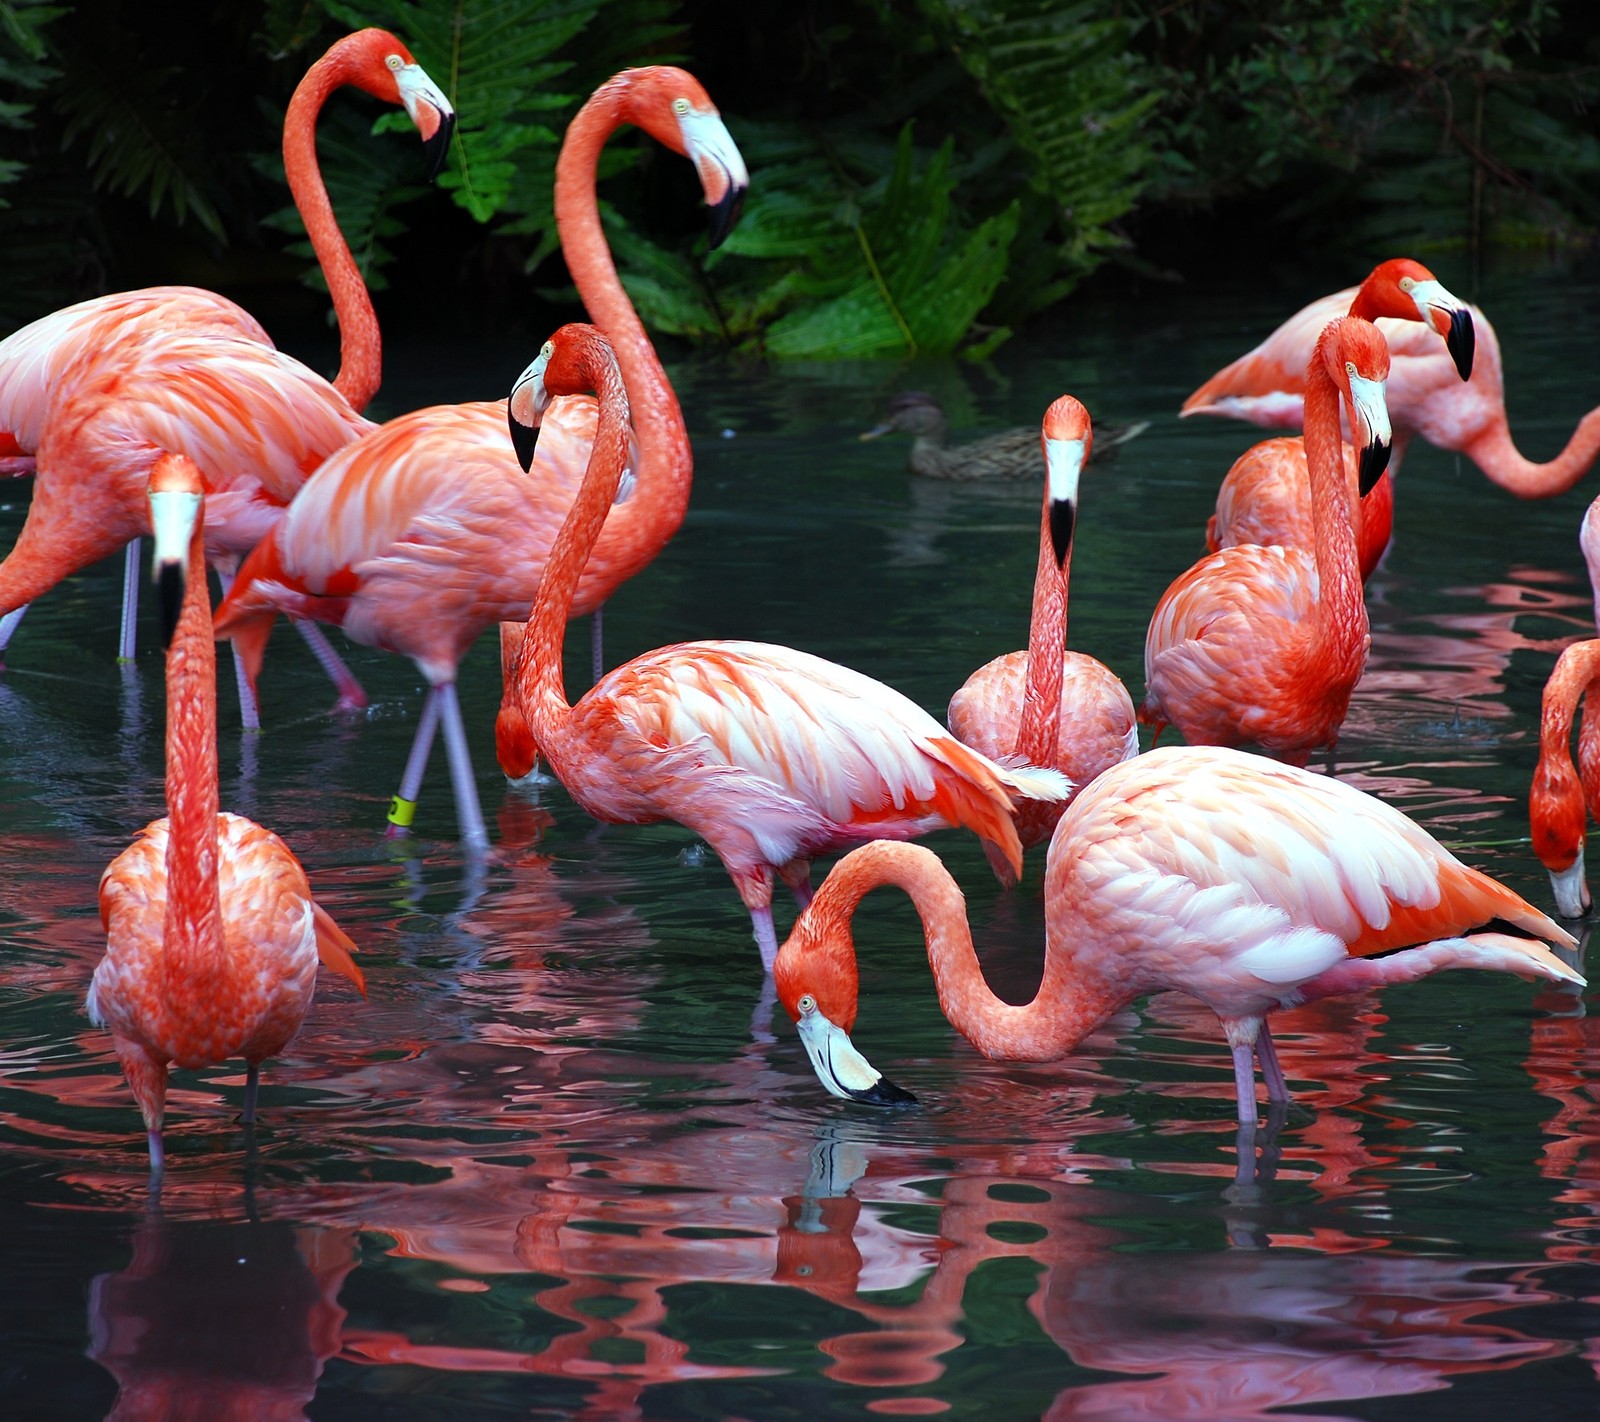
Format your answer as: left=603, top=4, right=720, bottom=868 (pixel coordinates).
left=387, top=686, right=442, bottom=838
left=213, top=567, right=261, bottom=732
left=778, top=857, right=814, bottom=909
left=750, top=904, right=780, bottom=974
left=292, top=617, right=367, bottom=711
left=1254, top=1026, right=1290, bottom=1103
left=591, top=606, right=605, bottom=683
left=1230, top=1043, right=1259, bottom=1124
left=242, top=1061, right=260, bottom=1126
left=436, top=680, right=490, bottom=856
left=147, top=1128, right=165, bottom=1184
left=118, top=537, right=141, bottom=661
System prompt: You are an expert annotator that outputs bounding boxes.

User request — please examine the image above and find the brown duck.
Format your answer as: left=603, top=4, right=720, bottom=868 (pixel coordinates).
left=861, top=390, right=1146, bottom=481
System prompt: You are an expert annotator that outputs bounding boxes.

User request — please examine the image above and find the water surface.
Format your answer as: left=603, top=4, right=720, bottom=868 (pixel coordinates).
left=4, top=256, right=1600, bottom=1418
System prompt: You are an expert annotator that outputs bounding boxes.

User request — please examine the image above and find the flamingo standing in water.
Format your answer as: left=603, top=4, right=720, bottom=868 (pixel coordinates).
left=1184, top=259, right=1600, bottom=510
left=504, top=323, right=1068, bottom=969
left=0, top=29, right=454, bottom=673
left=947, top=395, right=1137, bottom=883
left=215, top=66, right=748, bottom=852
left=773, top=744, right=1581, bottom=1123
left=1530, top=639, right=1600, bottom=918
left=1141, top=317, right=1392, bottom=766
left=1201, top=259, right=1475, bottom=579
left=88, top=456, right=364, bottom=1182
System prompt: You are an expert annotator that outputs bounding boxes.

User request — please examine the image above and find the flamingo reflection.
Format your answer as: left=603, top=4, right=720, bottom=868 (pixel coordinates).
left=88, top=1210, right=358, bottom=1420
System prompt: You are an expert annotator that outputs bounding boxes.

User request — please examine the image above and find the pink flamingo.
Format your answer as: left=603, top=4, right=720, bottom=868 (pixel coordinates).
left=215, top=66, right=748, bottom=852
left=947, top=394, right=1137, bottom=883
left=1530, top=638, right=1600, bottom=918
left=0, top=29, right=451, bottom=687
left=504, top=322, right=1068, bottom=968
left=1184, top=258, right=1600, bottom=504
left=1199, top=258, right=1473, bottom=577
left=1140, top=317, right=1391, bottom=766
left=773, top=744, right=1580, bottom=1122
left=88, top=455, right=363, bottom=1181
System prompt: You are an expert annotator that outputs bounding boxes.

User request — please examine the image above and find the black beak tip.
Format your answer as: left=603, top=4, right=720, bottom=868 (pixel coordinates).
left=1048, top=498, right=1077, bottom=568
left=848, top=1075, right=918, bottom=1108
left=1358, top=437, right=1392, bottom=497
left=509, top=410, right=539, bottom=473
left=707, top=182, right=747, bottom=249
left=423, top=111, right=457, bottom=183
left=156, top=562, right=183, bottom=650
left=1447, top=307, right=1475, bottom=382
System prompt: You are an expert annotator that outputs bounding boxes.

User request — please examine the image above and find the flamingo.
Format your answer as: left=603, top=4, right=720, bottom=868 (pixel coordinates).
left=4, top=324, right=376, bottom=728
left=0, top=29, right=453, bottom=668
left=946, top=394, right=1138, bottom=883
left=1184, top=258, right=1600, bottom=505
left=215, top=65, right=749, bottom=852
left=503, top=322, right=1069, bottom=969
left=773, top=744, right=1581, bottom=1123
left=87, top=455, right=364, bottom=1181
left=1200, top=259, right=1474, bottom=577
left=1530, top=638, right=1600, bottom=918
left=1140, top=316, right=1392, bottom=766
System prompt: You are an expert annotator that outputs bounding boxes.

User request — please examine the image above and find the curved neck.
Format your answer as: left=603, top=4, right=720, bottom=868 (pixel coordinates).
left=554, top=75, right=691, bottom=573
left=1541, top=641, right=1600, bottom=781
left=820, top=843, right=1120, bottom=1062
left=521, top=347, right=635, bottom=735
left=284, top=48, right=381, bottom=413
left=1303, top=347, right=1368, bottom=666
left=1462, top=406, right=1600, bottom=499
left=162, top=512, right=224, bottom=998
left=1015, top=521, right=1067, bottom=764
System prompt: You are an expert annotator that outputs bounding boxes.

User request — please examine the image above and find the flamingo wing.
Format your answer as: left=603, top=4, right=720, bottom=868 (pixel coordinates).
left=1181, top=288, right=1355, bottom=422
left=1063, top=746, right=1568, bottom=969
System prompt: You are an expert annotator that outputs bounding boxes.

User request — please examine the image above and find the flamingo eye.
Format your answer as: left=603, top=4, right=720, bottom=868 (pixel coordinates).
left=1345, top=360, right=1357, bottom=378
left=386, top=54, right=403, bottom=72
left=798, top=994, right=817, bottom=1015
left=1398, top=276, right=1414, bottom=291
left=672, top=97, right=691, bottom=115
left=541, top=341, right=554, bottom=358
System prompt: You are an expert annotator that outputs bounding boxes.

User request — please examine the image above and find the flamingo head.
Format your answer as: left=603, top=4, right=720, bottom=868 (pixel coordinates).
left=774, top=903, right=917, bottom=1107
left=495, top=622, right=541, bottom=780
left=506, top=323, right=619, bottom=472
left=1321, top=317, right=1392, bottom=496
left=1042, top=394, right=1092, bottom=568
left=1532, top=755, right=1590, bottom=917
left=338, top=29, right=457, bottom=180
left=1356, top=258, right=1475, bottom=381
left=623, top=67, right=749, bottom=247
left=146, top=455, right=204, bottom=649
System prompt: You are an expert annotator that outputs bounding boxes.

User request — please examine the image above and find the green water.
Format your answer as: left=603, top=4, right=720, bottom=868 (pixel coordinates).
left=3, top=255, right=1600, bottom=1418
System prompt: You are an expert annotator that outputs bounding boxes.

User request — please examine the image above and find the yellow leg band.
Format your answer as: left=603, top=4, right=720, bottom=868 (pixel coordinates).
left=387, top=796, right=417, bottom=829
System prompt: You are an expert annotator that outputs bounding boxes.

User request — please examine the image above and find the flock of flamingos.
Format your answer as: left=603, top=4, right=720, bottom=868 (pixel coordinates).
left=3, top=29, right=1600, bottom=1187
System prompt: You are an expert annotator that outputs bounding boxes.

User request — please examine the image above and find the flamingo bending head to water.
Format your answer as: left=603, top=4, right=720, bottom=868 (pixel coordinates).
left=88, top=455, right=364, bottom=1181
left=774, top=745, right=1580, bottom=1123
left=947, top=394, right=1137, bottom=883
left=1530, top=639, right=1600, bottom=918
left=503, top=323, right=1069, bottom=969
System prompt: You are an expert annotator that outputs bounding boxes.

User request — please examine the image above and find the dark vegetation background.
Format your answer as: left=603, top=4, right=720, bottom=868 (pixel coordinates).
left=2, top=0, right=1597, bottom=358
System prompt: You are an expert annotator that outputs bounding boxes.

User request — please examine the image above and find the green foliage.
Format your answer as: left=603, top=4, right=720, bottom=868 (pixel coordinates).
left=0, top=0, right=62, bottom=202
left=1129, top=0, right=1600, bottom=254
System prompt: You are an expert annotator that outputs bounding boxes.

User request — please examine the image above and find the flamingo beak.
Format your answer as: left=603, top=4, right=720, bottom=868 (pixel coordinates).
left=795, top=1000, right=917, bottom=1107
left=506, top=345, right=554, bottom=473
left=1549, top=853, right=1592, bottom=920
left=1445, top=305, right=1475, bottom=381
left=148, top=488, right=201, bottom=649
left=396, top=63, right=457, bottom=181
left=678, top=108, right=749, bottom=248
left=1346, top=372, right=1392, bottom=497
left=1044, top=435, right=1085, bottom=568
